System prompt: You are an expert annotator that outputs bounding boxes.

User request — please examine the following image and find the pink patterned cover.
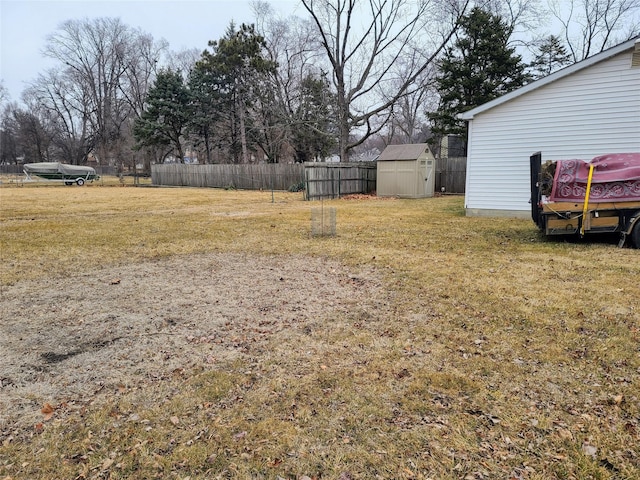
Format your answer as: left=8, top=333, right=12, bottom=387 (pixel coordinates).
left=549, top=153, right=640, bottom=202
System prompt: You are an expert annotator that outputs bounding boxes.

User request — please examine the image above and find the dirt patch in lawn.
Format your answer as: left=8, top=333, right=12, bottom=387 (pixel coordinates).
left=0, top=253, right=385, bottom=433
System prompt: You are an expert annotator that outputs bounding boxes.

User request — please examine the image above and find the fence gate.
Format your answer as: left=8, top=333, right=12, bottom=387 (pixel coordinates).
left=304, top=162, right=376, bottom=200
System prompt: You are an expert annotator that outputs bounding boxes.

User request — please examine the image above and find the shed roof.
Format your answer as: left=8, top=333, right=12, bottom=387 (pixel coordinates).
left=459, top=35, right=640, bottom=121
left=378, top=143, right=430, bottom=161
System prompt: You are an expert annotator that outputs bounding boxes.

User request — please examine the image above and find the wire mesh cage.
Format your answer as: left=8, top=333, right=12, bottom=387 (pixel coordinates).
left=311, top=206, right=336, bottom=236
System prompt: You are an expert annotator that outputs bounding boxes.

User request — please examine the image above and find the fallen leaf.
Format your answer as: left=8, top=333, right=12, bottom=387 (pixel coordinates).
left=557, top=428, right=573, bottom=441
left=34, top=423, right=44, bottom=433
left=170, top=416, right=180, bottom=425
left=110, top=279, right=121, bottom=285
left=41, top=403, right=55, bottom=421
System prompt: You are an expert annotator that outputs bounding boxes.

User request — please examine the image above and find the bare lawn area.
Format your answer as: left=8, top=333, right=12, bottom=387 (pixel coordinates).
left=0, top=184, right=638, bottom=479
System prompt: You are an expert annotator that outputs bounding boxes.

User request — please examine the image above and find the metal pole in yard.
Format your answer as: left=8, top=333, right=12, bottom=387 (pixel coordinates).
left=321, top=197, right=324, bottom=236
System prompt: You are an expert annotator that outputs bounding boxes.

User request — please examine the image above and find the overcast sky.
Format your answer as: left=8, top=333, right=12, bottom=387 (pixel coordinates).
left=0, top=0, right=300, bottom=102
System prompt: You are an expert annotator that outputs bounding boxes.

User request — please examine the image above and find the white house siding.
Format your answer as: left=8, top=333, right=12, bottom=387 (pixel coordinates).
left=465, top=50, right=640, bottom=216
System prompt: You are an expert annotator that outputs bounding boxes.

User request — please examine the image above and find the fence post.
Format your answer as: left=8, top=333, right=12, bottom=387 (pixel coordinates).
left=305, top=168, right=309, bottom=200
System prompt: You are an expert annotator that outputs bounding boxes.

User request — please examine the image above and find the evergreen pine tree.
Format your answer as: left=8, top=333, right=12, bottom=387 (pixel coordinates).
left=428, top=7, right=530, bottom=151
left=196, top=23, right=276, bottom=163
left=292, top=74, right=337, bottom=163
left=133, top=69, right=190, bottom=162
left=529, top=35, right=572, bottom=79
left=188, top=62, right=222, bottom=164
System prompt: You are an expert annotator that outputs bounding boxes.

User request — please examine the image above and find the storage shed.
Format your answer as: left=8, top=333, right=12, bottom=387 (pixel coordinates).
left=459, top=35, right=640, bottom=217
left=376, top=144, right=436, bottom=198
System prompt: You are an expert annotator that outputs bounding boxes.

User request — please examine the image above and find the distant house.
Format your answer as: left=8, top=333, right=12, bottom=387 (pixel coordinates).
left=460, top=36, right=640, bottom=217
left=376, top=143, right=436, bottom=198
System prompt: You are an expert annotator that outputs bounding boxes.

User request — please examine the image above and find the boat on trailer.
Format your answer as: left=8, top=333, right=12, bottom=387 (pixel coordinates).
left=23, top=162, right=99, bottom=186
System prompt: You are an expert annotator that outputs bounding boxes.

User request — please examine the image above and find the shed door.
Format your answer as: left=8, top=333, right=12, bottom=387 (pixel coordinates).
left=422, top=159, right=435, bottom=197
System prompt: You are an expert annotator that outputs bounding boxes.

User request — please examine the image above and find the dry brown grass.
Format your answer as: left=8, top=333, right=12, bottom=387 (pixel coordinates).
left=1, top=183, right=639, bottom=479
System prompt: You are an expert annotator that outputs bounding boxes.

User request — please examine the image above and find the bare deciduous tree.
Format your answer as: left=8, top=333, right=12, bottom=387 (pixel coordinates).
left=486, top=0, right=547, bottom=43
left=25, top=69, right=93, bottom=165
left=549, top=0, right=640, bottom=61
left=165, top=47, right=201, bottom=78
left=119, top=34, right=168, bottom=119
left=118, top=34, right=168, bottom=171
left=252, top=1, right=334, bottom=162
left=9, top=105, right=56, bottom=164
left=379, top=60, right=439, bottom=145
left=301, top=0, right=470, bottom=160
left=0, top=81, right=8, bottom=106
left=42, top=18, right=166, bottom=167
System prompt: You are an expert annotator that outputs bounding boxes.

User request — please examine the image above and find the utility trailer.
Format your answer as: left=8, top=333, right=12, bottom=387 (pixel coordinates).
left=530, top=152, right=640, bottom=248
left=23, top=162, right=99, bottom=186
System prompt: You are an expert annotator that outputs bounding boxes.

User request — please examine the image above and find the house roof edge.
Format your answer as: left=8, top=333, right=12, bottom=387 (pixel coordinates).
left=458, top=35, right=640, bottom=121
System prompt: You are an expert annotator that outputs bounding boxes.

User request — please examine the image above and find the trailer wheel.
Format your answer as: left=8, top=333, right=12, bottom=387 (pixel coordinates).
left=65, top=181, right=73, bottom=186
left=631, top=220, right=640, bottom=249
left=76, top=178, right=85, bottom=186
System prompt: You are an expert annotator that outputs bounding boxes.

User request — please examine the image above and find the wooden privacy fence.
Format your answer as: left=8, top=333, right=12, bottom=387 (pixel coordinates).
left=152, top=163, right=305, bottom=190
left=304, top=162, right=377, bottom=200
left=150, top=159, right=455, bottom=197
left=0, top=165, right=24, bottom=174
left=435, top=157, right=466, bottom=194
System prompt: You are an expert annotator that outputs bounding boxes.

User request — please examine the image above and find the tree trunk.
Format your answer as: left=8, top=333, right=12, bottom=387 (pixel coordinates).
left=239, top=99, right=249, bottom=163
left=204, top=129, right=211, bottom=164
left=339, top=122, right=349, bottom=162
left=177, top=144, right=185, bottom=163
left=336, top=75, right=349, bottom=162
